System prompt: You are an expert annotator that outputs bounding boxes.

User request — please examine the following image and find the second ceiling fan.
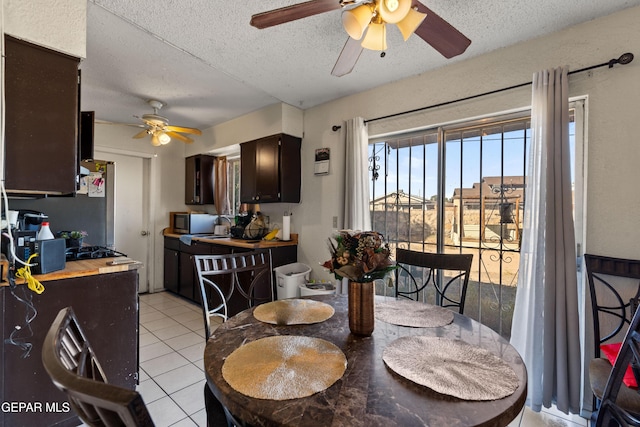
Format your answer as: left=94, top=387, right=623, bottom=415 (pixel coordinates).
left=250, top=0, right=471, bottom=77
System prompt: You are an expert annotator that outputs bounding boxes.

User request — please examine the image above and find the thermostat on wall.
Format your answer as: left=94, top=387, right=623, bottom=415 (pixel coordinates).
left=315, top=148, right=330, bottom=175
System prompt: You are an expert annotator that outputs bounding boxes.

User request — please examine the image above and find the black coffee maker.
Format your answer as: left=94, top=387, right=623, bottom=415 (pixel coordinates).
left=17, top=210, right=47, bottom=231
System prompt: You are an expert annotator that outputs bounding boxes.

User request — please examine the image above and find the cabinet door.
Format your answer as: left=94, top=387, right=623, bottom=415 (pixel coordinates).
left=186, top=155, right=215, bottom=205
left=240, top=140, right=258, bottom=203
left=241, top=135, right=280, bottom=203
left=254, top=136, right=280, bottom=202
left=163, top=248, right=179, bottom=294
left=4, top=36, right=79, bottom=194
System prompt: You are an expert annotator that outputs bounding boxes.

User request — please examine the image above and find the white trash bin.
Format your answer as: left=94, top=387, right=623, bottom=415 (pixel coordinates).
left=273, top=263, right=312, bottom=299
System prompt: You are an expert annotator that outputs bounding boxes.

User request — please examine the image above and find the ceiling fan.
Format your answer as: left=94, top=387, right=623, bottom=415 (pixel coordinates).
left=111, top=99, right=202, bottom=146
left=250, top=0, right=471, bottom=77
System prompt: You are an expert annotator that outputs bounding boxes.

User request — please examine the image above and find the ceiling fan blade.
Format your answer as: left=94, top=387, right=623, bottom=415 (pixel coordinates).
left=166, top=131, right=194, bottom=144
left=95, top=120, right=146, bottom=129
left=132, top=129, right=149, bottom=139
left=413, top=2, right=471, bottom=59
left=332, top=37, right=364, bottom=77
left=251, top=0, right=343, bottom=29
left=164, top=125, right=202, bottom=135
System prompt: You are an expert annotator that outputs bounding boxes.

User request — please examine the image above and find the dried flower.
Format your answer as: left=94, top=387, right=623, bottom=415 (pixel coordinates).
left=322, top=230, right=396, bottom=283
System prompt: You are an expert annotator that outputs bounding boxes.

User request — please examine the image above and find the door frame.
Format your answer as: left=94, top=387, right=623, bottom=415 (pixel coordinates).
left=94, top=145, right=158, bottom=293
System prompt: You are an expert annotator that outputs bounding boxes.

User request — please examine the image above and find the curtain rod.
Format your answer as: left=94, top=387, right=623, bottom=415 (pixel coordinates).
left=331, top=52, right=634, bottom=132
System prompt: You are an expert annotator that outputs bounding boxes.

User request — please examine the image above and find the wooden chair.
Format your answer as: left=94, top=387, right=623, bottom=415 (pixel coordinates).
left=594, top=303, right=640, bottom=426
left=42, top=307, right=154, bottom=427
left=194, top=250, right=272, bottom=427
left=193, top=249, right=273, bottom=338
left=585, top=254, right=640, bottom=421
left=394, top=248, right=473, bottom=314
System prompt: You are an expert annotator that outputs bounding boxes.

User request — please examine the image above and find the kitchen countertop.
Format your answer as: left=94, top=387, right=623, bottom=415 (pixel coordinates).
left=163, top=231, right=298, bottom=249
left=0, top=257, right=142, bottom=286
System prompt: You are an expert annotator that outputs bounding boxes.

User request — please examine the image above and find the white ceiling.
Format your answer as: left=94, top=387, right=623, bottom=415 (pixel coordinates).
left=80, top=0, right=640, bottom=131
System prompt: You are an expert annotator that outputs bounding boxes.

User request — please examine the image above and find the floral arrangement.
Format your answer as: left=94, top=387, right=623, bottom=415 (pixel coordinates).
left=59, top=230, right=88, bottom=239
left=322, top=230, right=396, bottom=283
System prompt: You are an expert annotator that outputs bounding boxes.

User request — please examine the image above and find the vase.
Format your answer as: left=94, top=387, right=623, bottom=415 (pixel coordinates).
left=348, top=281, right=375, bottom=336
left=67, top=237, right=83, bottom=248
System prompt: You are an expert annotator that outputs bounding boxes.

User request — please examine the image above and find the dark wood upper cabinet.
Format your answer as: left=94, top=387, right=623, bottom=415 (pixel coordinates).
left=185, top=154, right=215, bottom=205
left=4, top=35, right=80, bottom=195
left=240, top=134, right=301, bottom=204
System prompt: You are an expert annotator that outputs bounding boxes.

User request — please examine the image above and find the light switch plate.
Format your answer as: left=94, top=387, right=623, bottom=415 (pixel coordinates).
left=314, top=160, right=329, bottom=175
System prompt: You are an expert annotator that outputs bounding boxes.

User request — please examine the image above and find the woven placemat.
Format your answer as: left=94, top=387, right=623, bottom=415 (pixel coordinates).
left=253, top=299, right=335, bottom=325
left=383, top=336, right=519, bottom=400
left=222, top=335, right=347, bottom=400
left=375, top=299, right=454, bottom=328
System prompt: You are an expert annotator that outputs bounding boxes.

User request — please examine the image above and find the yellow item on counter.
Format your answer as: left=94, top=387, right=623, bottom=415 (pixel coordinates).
left=15, top=254, right=45, bottom=294
left=263, top=228, right=279, bottom=241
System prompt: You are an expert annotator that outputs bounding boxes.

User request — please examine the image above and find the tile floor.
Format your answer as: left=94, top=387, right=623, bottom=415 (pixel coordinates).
left=137, top=291, right=590, bottom=427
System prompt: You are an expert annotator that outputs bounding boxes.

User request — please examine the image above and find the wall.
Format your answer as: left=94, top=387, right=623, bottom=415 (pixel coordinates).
left=2, top=0, right=86, bottom=58
left=294, top=6, right=640, bottom=282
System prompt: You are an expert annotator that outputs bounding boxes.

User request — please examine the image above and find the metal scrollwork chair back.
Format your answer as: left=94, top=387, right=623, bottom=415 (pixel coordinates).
left=594, top=304, right=640, bottom=426
left=193, top=249, right=273, bottom=339
left=394, top=249, right=473, bottom=314
left=585, top=254, right=640, bottom=422
left=194, top=250, right=272, bottom=427
left=42, top=307, right=154, bottom=427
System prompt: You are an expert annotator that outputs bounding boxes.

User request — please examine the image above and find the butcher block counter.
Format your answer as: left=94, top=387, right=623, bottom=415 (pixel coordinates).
left=0, top=257, right=141, bottom=427
left=0, top=257, right=142, bottom=286
left=163, top=231, right=298, bottom=249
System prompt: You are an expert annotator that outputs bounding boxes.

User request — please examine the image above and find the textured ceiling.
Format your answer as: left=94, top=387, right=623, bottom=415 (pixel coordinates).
left=80, top=0, right=640, bottom=131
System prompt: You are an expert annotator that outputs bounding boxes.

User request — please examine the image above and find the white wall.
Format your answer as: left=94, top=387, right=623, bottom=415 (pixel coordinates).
left=293, top=5, right=640, bottom=281
left=2, top=0, right=86, bottom=58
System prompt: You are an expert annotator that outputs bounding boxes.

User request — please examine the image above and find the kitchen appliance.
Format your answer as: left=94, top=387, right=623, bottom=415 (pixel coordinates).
left=9, top=161, right=115, bottom=247
left=18, top=210, right=48, bottom=231
left=2, top=231, right=66, bottom=274
left=173, top=213, right=216, bottom=234
left=65, top=246, right=127, bottom=261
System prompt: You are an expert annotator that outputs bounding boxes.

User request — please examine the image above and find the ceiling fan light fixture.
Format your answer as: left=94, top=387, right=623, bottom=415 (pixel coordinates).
left=151, top=133, right=162, bottom=147
left=378, top=0, right=412, bottom=24
left=157, top=132, right=171, bottom=145
left=342, top=4, right=373, bottom=40
left=396, top=7, right=427, bottom=41
left=361, top=21, right=387, bottom=51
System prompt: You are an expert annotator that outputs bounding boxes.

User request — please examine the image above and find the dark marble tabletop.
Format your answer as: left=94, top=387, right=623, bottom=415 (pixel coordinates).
left=203, top=294, right=527, bottom=427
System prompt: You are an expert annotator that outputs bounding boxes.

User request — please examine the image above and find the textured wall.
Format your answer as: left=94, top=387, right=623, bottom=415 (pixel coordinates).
left=3, top=0, right=86, bottom=58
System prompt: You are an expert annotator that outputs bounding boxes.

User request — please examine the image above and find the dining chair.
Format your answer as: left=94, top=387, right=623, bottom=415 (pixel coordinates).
left=193, top=249, right=273, bottom=338
left=42, top=306, right=154, bottom=427
left=194, top=249, right=272, bottom=427
left=394, top=248, right=473, bottom=314
left=593, top=303, right=640, bottom=426
left=585, top=253, right=640, bottom=420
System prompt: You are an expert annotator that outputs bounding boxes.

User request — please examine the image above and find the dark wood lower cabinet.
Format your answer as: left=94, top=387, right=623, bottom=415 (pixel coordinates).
left=163, top=237, right=297, bottom=316
left=0, top=270, right=139, bottom=427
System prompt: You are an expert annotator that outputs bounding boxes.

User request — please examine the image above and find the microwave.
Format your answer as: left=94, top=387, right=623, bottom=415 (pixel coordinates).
left=173, top=213, right=216, bottom=234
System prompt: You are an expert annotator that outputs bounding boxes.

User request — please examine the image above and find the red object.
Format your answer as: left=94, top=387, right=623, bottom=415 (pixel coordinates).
left=601, top=342, right=638, bottom=388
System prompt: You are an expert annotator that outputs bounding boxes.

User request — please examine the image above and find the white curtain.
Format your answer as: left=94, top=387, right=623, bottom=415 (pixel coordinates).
left=510, top=67, right=581, bottom=414
left=214, top=156, right=230, bottom=215
left=343, top=117, right=371, bottom=231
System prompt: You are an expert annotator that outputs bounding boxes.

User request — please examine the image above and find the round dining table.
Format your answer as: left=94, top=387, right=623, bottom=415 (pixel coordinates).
left=203, top=294, right=527, bottom=427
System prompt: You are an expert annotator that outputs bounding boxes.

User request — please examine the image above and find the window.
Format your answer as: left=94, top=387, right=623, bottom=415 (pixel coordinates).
left=228, top=157, right=241, bottom=216
left=369, top=102, right=584, bottom=339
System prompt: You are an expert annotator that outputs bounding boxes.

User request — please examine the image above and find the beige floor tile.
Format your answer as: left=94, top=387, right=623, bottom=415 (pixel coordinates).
left=139, top=332, right=160, bottom=347
left=164, top=331, right=204, bottom=351
left=154, top=364, right=206, bottom=395
left=139, top=341, right=174, bottom=363
left=170, top=379, right=206, bottom=415
left=152, top=324, right=192, bottom=341
left=146, top=396, right=188, bottom=427
left=144, top=317, right=182, bottom=332
left=137, top=379, right=167, bottom=404
left=140, top=351, right=190, bottom=377
left=178, top=341, right=206, bottom=363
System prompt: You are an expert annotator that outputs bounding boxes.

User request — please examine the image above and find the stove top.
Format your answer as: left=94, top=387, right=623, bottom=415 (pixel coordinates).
left=65, top=246, right=127, bottom=261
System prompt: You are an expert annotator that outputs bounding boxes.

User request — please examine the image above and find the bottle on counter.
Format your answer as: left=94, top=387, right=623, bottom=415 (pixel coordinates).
left=37, top=221, right=55, bottom=240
